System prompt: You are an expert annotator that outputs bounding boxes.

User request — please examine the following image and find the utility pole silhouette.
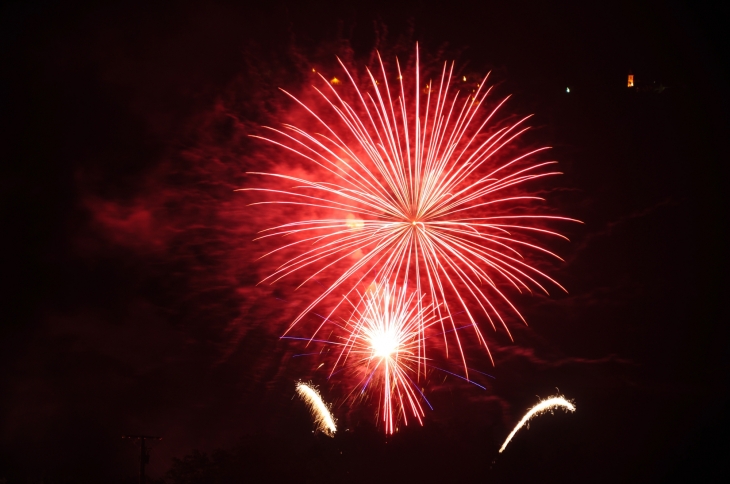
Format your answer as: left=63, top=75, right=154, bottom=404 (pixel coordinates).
left=122, top=435, right=162, bottom=484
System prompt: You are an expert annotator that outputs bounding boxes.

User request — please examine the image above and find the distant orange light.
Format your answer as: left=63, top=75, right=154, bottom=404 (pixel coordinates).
left=330, top=77, right=341, bottom=85
left=628, top=74, right=634, bottom=88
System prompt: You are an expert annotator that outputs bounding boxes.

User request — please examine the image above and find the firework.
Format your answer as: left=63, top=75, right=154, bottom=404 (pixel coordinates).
left=244, top=45, right=579, bottom=370
left=295, top=382, right=337, bottom=436
left=499, top=395, right=576, bottom=453
left=334, top=282, right=441, bottom=434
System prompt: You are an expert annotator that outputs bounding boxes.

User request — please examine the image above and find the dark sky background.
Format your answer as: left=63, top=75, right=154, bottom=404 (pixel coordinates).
left=1, top=0, right=728, bottom=482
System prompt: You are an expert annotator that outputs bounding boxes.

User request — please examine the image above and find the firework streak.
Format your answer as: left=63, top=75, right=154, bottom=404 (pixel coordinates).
left=499, top=396, right=576, bottom=453
left=295, top=382, right=337, bottom=436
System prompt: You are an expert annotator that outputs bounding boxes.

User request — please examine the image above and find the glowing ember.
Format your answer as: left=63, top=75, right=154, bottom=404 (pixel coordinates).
left=499, top=395, right=576, bottom=453
left=295, top=382, right=337, bottom=437
left=345, top=214, right=365, bottom=230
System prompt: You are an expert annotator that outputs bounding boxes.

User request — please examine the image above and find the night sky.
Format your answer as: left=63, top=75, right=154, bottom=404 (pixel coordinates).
left=1, top=1, right=728, bottom=482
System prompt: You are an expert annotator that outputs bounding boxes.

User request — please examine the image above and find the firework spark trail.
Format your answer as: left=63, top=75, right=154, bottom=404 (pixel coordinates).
left=243, top=45, right=580, bottom=375
left=499, top=396, right=576, bottom=453
left=295, top=382, right=337, bottom=436
left=333, top=282, right=442, bottom=434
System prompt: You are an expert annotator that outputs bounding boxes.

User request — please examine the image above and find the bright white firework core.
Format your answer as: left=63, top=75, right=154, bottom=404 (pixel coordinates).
left=369, top=328, right=399, bottom=358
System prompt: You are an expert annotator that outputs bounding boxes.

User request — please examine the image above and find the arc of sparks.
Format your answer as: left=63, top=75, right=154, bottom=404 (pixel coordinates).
left=499, top=395, right=576, bottom=453
left=295, top=382, right=337, bottom=437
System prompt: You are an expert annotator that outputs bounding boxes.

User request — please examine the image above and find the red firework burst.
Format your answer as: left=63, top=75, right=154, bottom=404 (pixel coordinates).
left=243, top=46, right=579, bottom=419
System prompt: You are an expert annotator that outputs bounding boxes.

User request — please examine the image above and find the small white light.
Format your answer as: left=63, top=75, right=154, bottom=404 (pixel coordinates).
left=566, top=87, right=570, bottom=93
